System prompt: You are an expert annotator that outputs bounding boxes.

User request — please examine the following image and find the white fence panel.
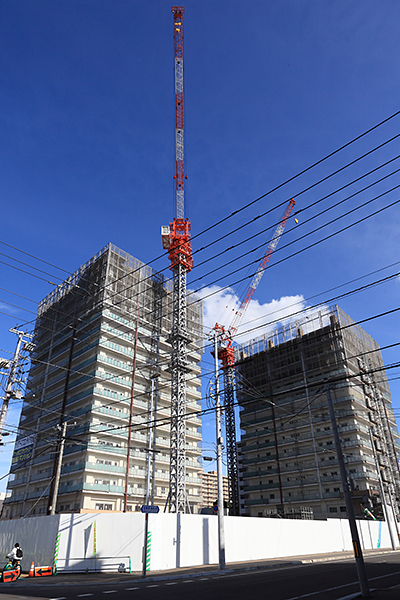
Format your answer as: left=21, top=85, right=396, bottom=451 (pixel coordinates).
left=0, top=513, right=396, bottom=573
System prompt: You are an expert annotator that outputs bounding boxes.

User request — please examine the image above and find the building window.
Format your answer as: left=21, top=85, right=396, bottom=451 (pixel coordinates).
left=270, top=494, right=274, bottom=499
left=95, top=503, right=112, bottom=510
left=329, top=507, right=338, bottom=513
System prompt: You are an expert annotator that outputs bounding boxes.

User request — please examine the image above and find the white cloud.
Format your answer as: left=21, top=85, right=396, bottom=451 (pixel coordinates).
left=198, top=285, right=308, bottom=344
left=0, top=302, right=19, bottom=315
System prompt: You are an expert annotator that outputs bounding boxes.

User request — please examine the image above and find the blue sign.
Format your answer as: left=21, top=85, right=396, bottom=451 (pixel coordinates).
left=11, top=434, right=35, bottom=467
left=141, top=505, right=160, bottom=514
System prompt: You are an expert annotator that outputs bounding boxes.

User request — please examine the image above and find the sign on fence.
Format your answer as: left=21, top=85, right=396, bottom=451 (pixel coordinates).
left=141, top=505, right=159, bottom=514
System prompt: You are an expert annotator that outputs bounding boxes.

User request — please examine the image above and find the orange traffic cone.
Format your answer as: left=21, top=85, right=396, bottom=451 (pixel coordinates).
left=28, top=562, right=35, bottom=577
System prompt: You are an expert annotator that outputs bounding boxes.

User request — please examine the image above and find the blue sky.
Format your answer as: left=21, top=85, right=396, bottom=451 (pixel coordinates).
left=1, top=0, right=400, bottom=488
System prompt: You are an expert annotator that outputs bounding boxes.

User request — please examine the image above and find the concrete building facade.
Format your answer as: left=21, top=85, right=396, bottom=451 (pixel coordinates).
left=236, top=305, right=400, bottom=520
left=200, top=470, right=229, bottom=509
left=3, top=244, right=203, bottom=518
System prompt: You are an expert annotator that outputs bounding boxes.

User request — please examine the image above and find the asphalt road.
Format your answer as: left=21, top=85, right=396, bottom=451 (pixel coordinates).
left=0, top=553, right=400, bottom=600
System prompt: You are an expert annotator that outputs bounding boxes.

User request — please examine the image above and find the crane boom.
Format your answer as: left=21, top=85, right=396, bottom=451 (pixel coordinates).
left=230, top=199, right=295, bottom=336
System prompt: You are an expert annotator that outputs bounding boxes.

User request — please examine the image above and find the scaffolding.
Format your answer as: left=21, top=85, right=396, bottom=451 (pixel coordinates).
left=3, top=244, right=203, bottom=519
left=236, top=305, right=400, bottom=520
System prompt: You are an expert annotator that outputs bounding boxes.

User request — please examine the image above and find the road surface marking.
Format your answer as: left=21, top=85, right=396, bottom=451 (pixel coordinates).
left=49, top=597, right=67, bottom=599
left=199, top=577, right=209, bottom=580
left=166, top=582, right=177, bottom=585
left=103, top=591, right=117, bottom=594
left=125, top=588, right=139, bottom=590
left=146, top=585, right=159, bottom=588
left=77, top=595, right=94, bottom=597
left=369, top=569, right=400, bottom=582
left=183, top=580, right=193, bottom=583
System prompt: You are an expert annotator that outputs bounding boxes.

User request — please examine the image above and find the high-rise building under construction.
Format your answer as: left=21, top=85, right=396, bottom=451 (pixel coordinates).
left=236, top=305, right=400, bottom=520
left=2, top=243, right=203, bottom=518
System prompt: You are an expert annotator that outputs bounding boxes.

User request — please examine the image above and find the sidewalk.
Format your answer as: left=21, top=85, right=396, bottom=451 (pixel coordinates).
left=4, top=548, right=400, bottom=599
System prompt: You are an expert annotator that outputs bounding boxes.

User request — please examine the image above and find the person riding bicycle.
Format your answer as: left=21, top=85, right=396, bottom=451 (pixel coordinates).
left=6, top=543, right=23, bottom=568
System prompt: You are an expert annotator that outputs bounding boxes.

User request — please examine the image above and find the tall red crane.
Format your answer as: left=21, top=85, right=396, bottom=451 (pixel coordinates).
left=162, top=6, right=193, bottom=513
left=214, top=199, right=296, bottom=515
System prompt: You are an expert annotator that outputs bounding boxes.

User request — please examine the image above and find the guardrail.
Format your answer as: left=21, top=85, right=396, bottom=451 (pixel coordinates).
left=55, top=555, right=132, bottom=573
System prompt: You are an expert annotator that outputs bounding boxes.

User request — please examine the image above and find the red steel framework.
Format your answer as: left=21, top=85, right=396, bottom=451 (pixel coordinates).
left=214, top=199, right=296, bottom=515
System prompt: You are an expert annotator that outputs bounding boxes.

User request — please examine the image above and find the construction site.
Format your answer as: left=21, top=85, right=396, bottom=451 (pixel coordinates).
left=2, top=243, right=203, bottom=518
left=0, top=7, right=399, bottom=567
left=236, top=305, right=400, bottom=522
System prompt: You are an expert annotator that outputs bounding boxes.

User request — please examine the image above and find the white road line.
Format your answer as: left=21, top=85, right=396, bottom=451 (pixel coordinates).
left=183, top=580, right=193, bottom=583
left=280, top=569, right=400, bottom=600
left=146, top=585, right=159, bottom=588
left=369, top=569, right=400, bottom=582
left=103, top=591, right=117, bottom=594
left=165, top=582, right=177, bottom=585
left=199, top=577, right=209, bottom=580
left=125, top=588, right=139, bottom=591
left=77, top=595, right=94, bottom=597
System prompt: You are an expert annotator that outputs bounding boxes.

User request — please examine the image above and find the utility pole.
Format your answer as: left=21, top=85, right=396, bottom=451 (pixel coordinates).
left=47, top=322, right=77, bottom=515
left=0, top=328, right=34, bottom=444
left=48, top=420, right=77, bottom=515
left=49, top=421, right=67, bottom=516
left=146, top=373, right=159, bottom=505
left=212, top=327, right=226, bottom=570
left=325, top=382, right=370, bottom=598
left=124, top=298, right=140, bottom=512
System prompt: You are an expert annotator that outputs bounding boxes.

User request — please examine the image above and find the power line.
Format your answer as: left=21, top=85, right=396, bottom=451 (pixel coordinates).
left=189, top=109, right=400, bottom=245
left=5, top=253, right=400, bottom=428
left=18, top=307, right=400, bottom=440
left=192, top=158, right=400, bottom=283
left=5, top=177, right=397, bottom=357
left=2, top=120, right=400, bottom=337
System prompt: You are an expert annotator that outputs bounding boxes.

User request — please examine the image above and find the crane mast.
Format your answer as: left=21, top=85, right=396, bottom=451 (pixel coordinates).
left=215, top=199, right=296, bottom=515
left=162, top=6, right=193, bottom=513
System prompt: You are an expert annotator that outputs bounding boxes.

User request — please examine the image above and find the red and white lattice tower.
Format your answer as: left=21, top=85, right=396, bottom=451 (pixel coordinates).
left=162, top=6, right=193, bottom=513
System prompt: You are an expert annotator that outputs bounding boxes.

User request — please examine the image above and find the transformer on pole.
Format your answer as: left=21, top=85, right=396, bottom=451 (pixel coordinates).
left=162, top=6, right=193, bottom=513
